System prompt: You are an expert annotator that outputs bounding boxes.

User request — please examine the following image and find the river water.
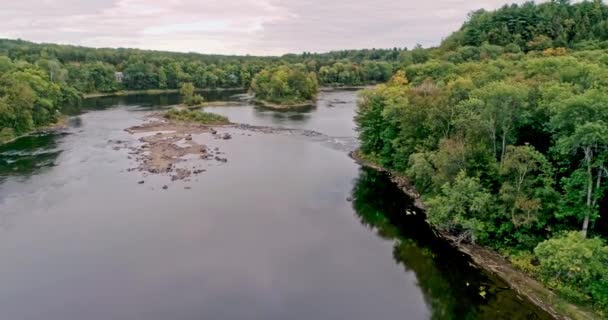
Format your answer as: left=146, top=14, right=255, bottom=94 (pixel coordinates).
left=0, top=90, right=550, bottom=319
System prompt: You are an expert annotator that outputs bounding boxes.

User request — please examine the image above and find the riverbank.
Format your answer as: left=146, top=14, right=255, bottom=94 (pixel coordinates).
left=320, top=85, right=376, bottom=91
left=0, top=116, right=70, bottom=146
left=253, top=99, right=314, bottom=110
left=83, top=85, right=373, bottom=100
left=349, top=149, right=599, bottom=320
left=83, top=87, right=245, bottom=99
left=186, top=101, right=246, bottom=109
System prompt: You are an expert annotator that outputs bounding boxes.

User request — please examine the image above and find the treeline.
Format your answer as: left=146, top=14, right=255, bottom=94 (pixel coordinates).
left=0, top=39, right=402, bottom=93
left=355, top=1, right=608, bottom=315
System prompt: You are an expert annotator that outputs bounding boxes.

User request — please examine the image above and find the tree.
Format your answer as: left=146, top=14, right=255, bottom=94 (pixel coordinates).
left=469, top=82, right=530, bottom=163
left=179, top=82, right=203, bottom=106
left=557, top=121, right=608, bottom=237
left=534, top=232, right=608, bottom=308
left=551, top=90, right=608, bottom=237
left=499, top=145, right=556, bottom=228
left=250, top=65, right=318, bottom=104
left=426, top=171, right=494, bottom=244
left=82, top=62, right=117, bottom=92
left=158, top=67, right=168, bottom=89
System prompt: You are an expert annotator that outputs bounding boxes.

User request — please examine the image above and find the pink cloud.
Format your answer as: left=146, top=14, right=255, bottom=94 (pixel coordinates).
left=0, top=0, right=536, bottom=55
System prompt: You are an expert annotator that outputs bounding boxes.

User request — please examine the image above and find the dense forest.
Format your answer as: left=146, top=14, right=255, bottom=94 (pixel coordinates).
left=356, top=1, right=608, bottom=314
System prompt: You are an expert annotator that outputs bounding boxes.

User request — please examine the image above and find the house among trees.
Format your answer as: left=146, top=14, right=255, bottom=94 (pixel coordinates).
left=114, top=71, right=124, bottom=83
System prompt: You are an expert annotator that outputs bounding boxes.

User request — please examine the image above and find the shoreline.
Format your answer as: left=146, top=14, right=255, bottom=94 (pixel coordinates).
left=0, top=116, right=70, bottom=146
left=83, top=87, right=246, bottom=99
left=185, top=101, right=246, bottom=109
left=320, top=85, right=376, bottom=91
left=349, top=149, right=598, bottom=320
left=253, top=99, right=315, bottom=110
left=83, top=85, right=371, bottom=99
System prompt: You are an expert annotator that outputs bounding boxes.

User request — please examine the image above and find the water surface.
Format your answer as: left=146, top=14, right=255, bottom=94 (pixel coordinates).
left=0, top=90, right=550, bottom=320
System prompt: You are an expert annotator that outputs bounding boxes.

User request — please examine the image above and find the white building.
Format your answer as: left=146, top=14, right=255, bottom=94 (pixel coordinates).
left=115, top=72, right=124, bottom=83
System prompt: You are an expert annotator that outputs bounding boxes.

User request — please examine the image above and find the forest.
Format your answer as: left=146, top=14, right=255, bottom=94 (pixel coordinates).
left=0, top=38, right=402, bottom=142
left=356, top=0, right=608, bottom=314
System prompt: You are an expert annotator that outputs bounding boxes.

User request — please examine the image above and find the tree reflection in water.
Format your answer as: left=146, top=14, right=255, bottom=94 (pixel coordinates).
left=351, top=167, right=551, bottom=320
left=0, top=133, right=64, bottom=181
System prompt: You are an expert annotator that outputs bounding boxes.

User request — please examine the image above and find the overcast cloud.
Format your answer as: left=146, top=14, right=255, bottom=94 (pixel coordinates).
left=0, top=0, right=530, bottom=56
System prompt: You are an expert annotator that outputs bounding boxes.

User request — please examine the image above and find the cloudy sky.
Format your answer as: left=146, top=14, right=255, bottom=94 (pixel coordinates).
left=0, top=0, right=530, bottom=56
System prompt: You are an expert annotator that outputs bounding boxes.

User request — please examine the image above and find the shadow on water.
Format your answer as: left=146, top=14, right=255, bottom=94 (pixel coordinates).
left=0, top=133, right=65, bottom=181
left=351, top=167, right=552, bottom=320
left=253, top=101, right=316, bottom=114
left=249, top=107, right=313, bottom=124
left=76, top=89, right=247, bottom=114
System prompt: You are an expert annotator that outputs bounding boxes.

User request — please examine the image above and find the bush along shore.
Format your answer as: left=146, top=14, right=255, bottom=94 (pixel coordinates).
left=163, top=108, right=229, bottom=126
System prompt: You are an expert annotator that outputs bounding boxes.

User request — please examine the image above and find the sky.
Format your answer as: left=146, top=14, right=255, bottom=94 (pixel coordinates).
left=0, top=0, right=530, bottom=56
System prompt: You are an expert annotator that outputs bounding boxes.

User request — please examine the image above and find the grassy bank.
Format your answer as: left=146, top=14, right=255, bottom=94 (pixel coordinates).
left=164, top=108, right=229, bottom=125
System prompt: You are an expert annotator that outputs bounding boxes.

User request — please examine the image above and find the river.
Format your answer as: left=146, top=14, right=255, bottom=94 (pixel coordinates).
left=0, top=90, right=551, bottom=319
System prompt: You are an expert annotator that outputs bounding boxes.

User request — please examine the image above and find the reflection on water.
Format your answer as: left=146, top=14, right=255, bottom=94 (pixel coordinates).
left=0, top=133, right=65, bottom=181
left=209, top=90, right=357, bottom=138
left=78, top=89, right=246, bottom=113
left=352, top=168, right=551, bottom=320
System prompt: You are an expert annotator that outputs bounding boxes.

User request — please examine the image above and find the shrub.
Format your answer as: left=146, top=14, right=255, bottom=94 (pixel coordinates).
left=534, top=232, right=608, bottom=311
left=164, top=108, right=229, bottom=125
left=508, top=250, right=540, bottom=275
left=180, top=82, right=204, bottom=106
left=0, top=127, right=15, bottom=143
